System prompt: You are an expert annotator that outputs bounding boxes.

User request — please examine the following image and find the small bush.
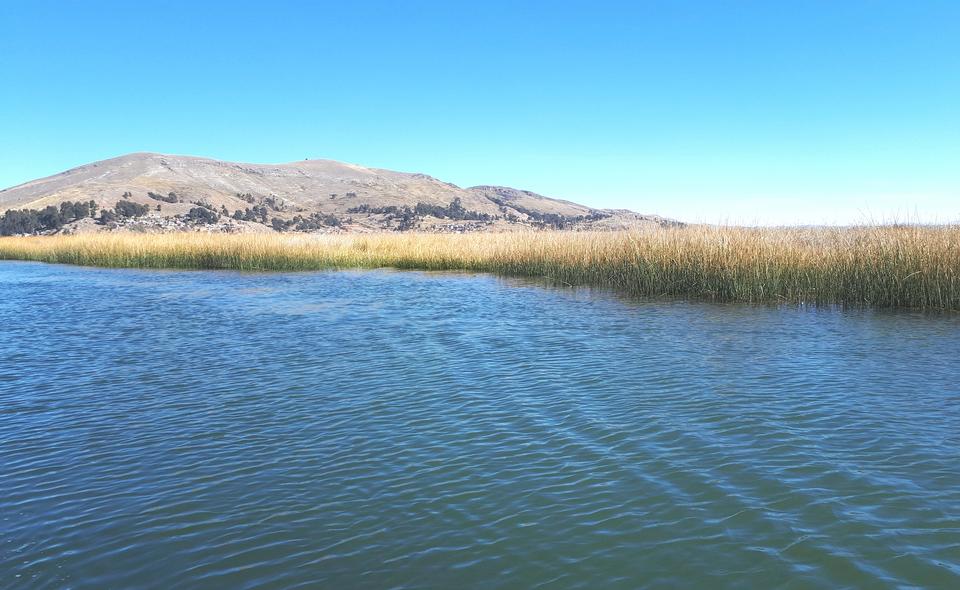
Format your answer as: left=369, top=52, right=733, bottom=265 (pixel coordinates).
left=147, top=191, right=179, bottom=203
left=186, top=207, right=220, bottom=224
left=115, top=200, right=150, bottom=218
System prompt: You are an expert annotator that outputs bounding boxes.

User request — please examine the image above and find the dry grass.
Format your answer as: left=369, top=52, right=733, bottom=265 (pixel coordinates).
left=1, top=226, right=958, bottom=309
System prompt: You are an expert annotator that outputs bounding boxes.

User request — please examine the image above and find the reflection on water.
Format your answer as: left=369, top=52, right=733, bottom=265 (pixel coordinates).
left=1, top=261, right=958, bottom=589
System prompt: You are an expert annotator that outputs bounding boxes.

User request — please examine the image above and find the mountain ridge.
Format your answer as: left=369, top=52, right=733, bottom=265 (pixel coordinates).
left=0, top=153, right=676, bottom=233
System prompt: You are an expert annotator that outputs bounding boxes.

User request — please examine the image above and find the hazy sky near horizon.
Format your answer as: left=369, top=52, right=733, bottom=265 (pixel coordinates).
left=1, top=0, right=957, bottom=225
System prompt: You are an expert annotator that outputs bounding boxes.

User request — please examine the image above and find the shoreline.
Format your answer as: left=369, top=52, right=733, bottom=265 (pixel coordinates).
left=1, top=227, right=958, bottom=310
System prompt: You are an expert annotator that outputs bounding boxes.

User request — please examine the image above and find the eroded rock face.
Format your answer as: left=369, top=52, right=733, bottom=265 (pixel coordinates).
left=1, top=153, right=678, bottom=233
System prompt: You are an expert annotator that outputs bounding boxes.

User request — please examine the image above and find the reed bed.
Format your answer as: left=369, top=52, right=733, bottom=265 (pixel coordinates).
left=1, top=226, right=958, bottom=309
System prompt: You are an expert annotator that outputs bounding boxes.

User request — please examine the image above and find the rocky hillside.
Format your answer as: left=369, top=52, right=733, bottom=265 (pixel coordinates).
left=0, top=153, right=676, bottom=233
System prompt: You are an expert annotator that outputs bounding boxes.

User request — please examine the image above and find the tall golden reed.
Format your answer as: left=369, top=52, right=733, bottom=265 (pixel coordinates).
left=1, top=226, right=957, bottom=309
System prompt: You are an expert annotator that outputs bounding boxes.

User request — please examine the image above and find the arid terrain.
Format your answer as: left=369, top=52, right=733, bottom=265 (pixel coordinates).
left=0, top=153, right=676, bottom=234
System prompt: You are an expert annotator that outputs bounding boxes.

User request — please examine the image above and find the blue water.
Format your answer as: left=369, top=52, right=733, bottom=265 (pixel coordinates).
left=1, top=261, right=959, bottom=589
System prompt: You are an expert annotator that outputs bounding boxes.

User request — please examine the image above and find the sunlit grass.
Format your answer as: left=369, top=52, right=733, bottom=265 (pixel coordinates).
left=1, top=226, right=958, bottom=309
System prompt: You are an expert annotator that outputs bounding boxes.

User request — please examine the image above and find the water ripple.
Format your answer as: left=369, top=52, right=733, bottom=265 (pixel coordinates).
left=1, top=261, right=959, bottom=589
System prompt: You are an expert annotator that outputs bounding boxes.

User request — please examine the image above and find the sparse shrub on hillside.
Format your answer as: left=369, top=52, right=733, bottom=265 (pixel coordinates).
left=114, top=200, right=150, bottom=218
left=189, top=199, right=216, bottom=211
left=290, top=212, right=341, bottom=231
left=348, top=198, right=490, bottom=227
left=38, top=206, right=64, bottom=230
left=185, top=207, right=219, bottom=224
left=448, top=197, right=466, bottom=219
left=263, top=195, right=286, bottom=211
left=485, top=196, right=609, bottom=229
left=234, top=206, right=269, bottom=224
left=414, top=198, right=491, bottom=221
left=291, top=215, right=315, bottom=231
left=147, top=191, right=179, bottom=203
left=346, top=204, right=417, bottom=229
left=59, top=201, right=91, bottom=221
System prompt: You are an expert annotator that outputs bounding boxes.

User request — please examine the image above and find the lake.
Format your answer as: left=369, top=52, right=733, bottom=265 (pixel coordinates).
left=1, top=261, right=958, bottom=589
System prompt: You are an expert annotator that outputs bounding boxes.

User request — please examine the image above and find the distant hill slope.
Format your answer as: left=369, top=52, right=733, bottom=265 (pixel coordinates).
left=0, top=153, right=676, bottom=232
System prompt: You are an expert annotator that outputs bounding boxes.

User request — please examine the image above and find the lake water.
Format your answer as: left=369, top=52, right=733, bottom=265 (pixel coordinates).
left=1, top=261, right=959, bottom=589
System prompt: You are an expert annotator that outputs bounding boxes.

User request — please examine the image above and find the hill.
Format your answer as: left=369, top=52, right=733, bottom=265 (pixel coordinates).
left=0, top=153, right=676, bottom=233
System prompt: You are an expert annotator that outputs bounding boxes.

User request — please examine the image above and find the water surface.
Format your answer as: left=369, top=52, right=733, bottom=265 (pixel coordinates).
left=1, top=261, right=958, bottom=588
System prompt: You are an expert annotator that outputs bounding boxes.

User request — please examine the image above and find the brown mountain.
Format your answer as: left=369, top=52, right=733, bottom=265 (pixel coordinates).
left=0, top=153, right=675, bottom=232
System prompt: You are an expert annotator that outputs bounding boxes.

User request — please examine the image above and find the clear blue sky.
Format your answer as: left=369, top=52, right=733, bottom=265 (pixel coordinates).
left=1, top=1, right=957, bottom=224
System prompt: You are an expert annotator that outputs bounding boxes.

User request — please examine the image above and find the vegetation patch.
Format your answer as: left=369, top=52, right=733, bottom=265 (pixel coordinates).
left=147, top=191, right=180, bottom=203
left=486, top=196, right=610, bottom=229
left=0, top=201, right=98, bottom=235
left=1, top=227, right=957, bottom=310
left=349, top=198, right=493, bottom=230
